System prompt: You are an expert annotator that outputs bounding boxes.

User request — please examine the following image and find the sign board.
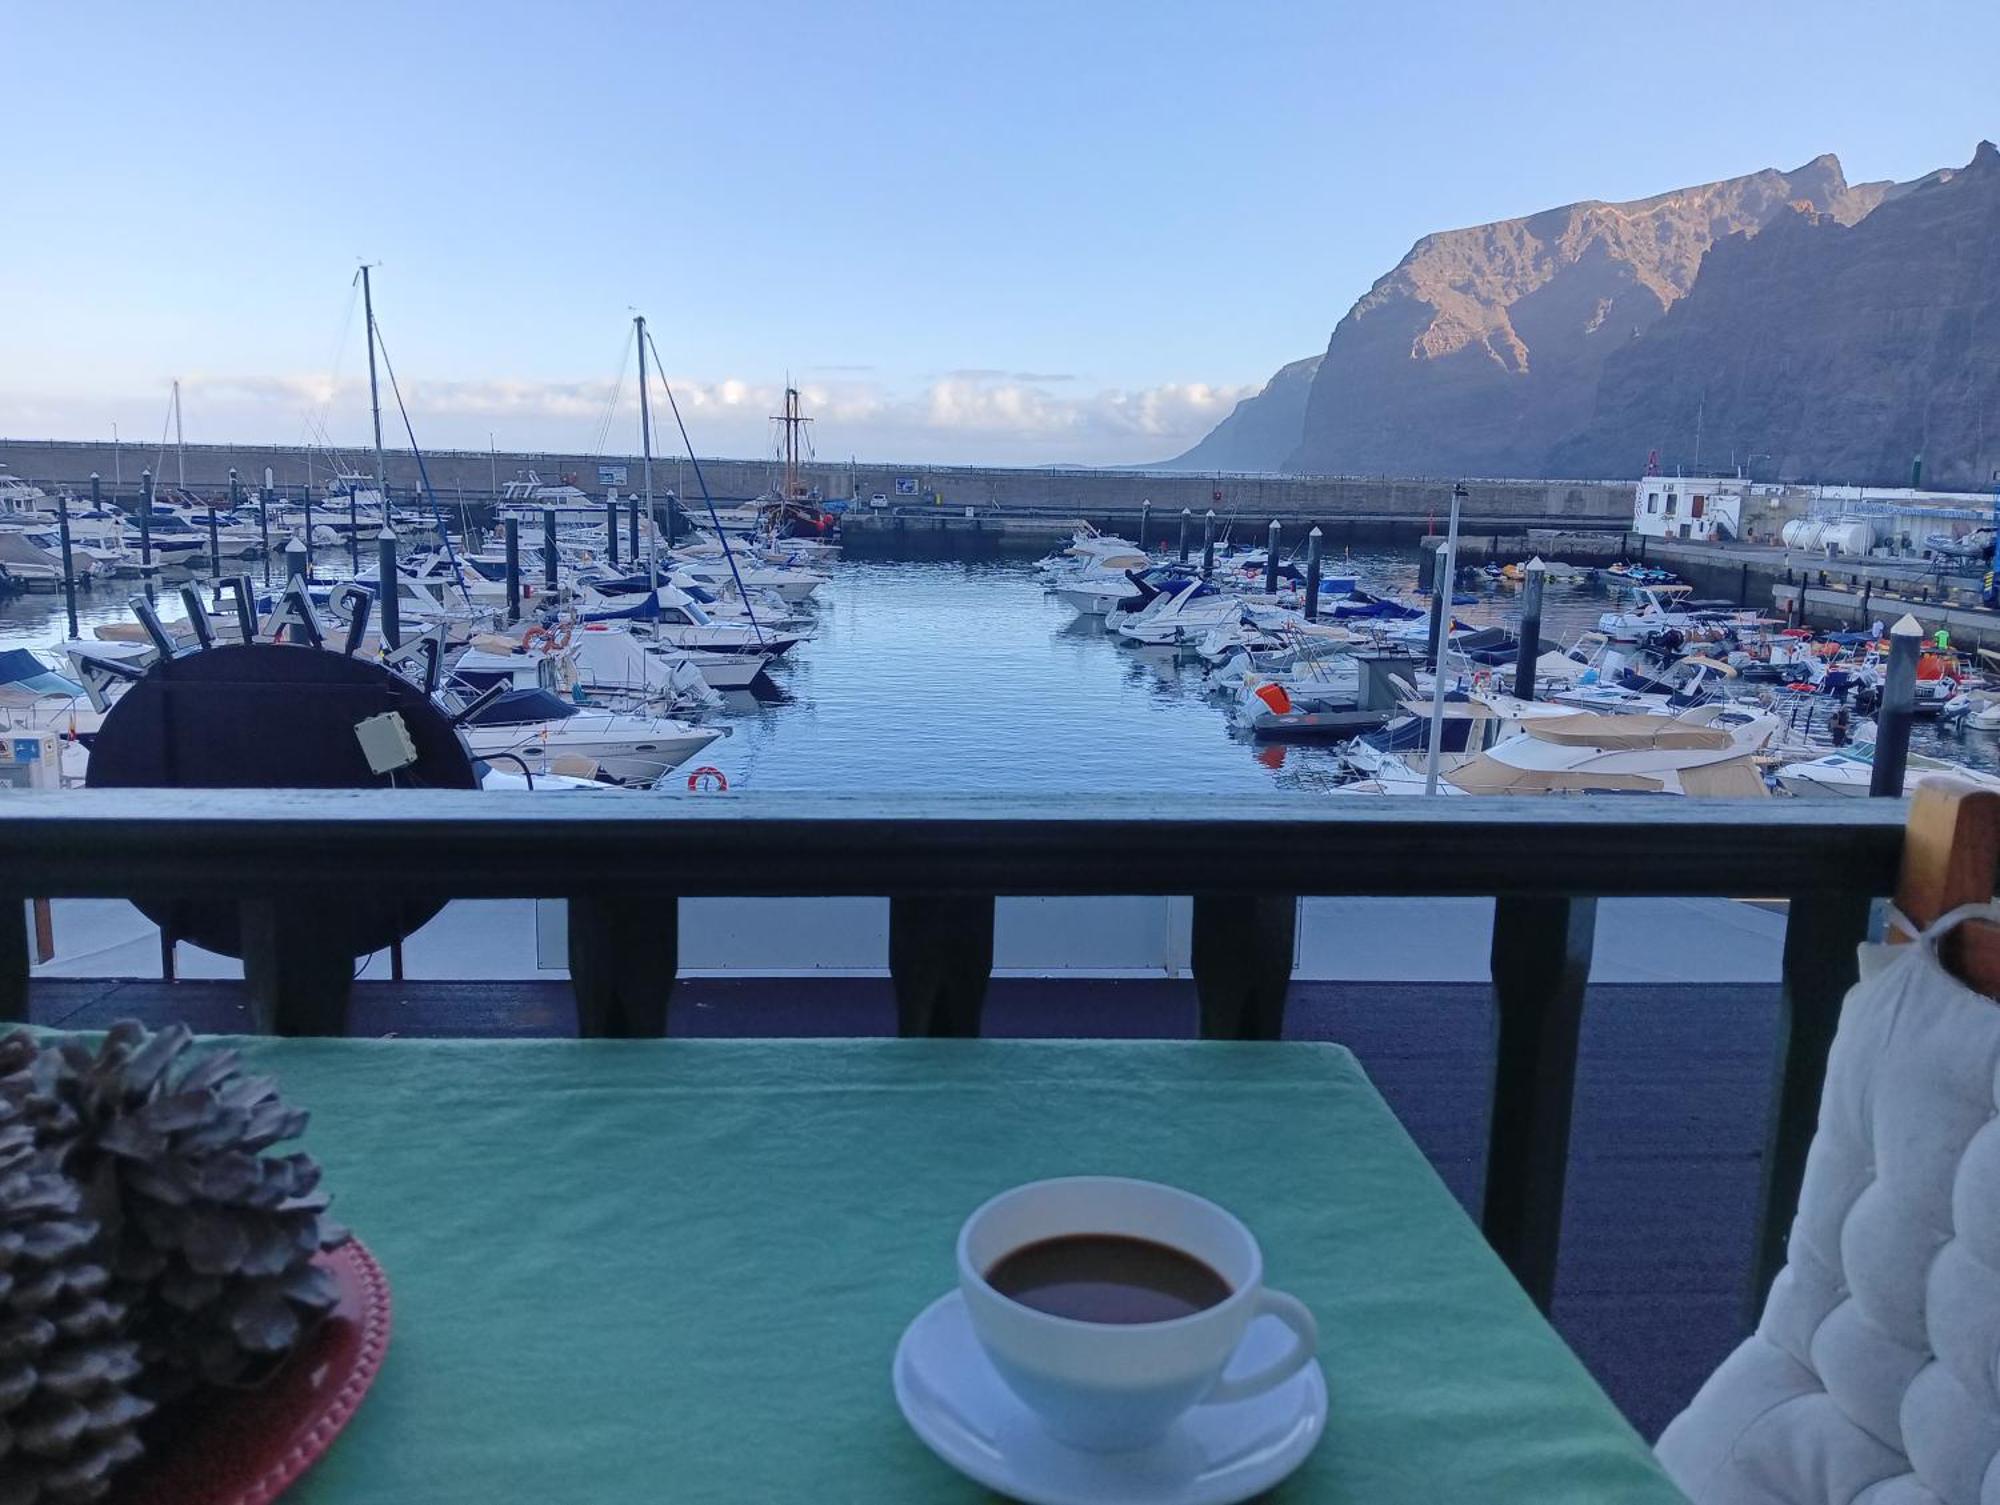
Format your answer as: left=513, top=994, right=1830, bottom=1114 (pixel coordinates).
left=895, top=477, right=918, bottom=495
left=597, top=464, right=629, bottom=486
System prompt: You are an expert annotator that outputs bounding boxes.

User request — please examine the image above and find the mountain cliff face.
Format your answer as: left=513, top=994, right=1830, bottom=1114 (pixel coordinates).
left=1551, top=143, right=2000, bottom=488
left=1282, top=156, right=1890, bottom=476
left=1157, top=355, right=1320, bottom=471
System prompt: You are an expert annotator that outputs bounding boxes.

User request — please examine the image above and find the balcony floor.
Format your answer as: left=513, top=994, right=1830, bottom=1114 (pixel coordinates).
left=25, top=974, right=1777, bottom=1442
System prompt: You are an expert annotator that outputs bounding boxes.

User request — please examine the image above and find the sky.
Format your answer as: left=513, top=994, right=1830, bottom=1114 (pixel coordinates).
left=4, top=0, right=1996, bottom=468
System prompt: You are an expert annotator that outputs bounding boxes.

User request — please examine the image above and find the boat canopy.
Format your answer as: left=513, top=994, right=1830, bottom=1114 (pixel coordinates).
left=459, top=687, right=577, bottom=726
left=1446, top=758, right=1664, bottom=795
left=0, top=648, right=84, bottom=701
left=1521, top=714, right=1733, bottom=751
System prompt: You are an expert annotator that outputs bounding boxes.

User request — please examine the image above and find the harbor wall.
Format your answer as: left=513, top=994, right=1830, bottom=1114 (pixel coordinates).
left=0, top=437, right=1634, bottom=525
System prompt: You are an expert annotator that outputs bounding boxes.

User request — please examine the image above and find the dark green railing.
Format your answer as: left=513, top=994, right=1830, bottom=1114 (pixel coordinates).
left=0, top=789, right=1907, bottom=1319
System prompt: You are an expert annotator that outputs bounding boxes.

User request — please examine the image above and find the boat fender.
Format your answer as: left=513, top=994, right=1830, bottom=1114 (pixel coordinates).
left=687, top=765, right=728, bottom=793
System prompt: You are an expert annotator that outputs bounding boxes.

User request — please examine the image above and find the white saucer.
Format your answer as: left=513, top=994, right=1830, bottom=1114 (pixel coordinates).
left=892, top=1291, right=1327, bottom=1505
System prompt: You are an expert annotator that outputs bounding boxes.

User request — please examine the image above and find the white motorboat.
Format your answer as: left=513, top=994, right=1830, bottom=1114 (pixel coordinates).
left=0, top=471, right=56, bottom=523
left=1441, top=702, right=1778, bottom=796
left=0, top=524, right=119, bottom=582
left=578, top=583, right=805, bottom=657
left=673, top=554, right=828, bottom=604
left=452, top=628, right=721, bottom=718
left=454, top=685, right=725, bottom=785
left=1775, top=744, right=2000, bottom=799
left=1598, top=585, right=1703, bottom=641
left=1112, top=579, right=1241, bottom=648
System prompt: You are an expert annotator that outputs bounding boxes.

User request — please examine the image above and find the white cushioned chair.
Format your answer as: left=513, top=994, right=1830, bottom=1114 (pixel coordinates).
left=1658, top=781, right=2000, bottom=1504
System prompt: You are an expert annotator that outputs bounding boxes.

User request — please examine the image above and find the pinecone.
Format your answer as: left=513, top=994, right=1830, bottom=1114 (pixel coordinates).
left=0, top=1052, right=151, bottom=1505
left=6, top=1024, right=347, bottom=1407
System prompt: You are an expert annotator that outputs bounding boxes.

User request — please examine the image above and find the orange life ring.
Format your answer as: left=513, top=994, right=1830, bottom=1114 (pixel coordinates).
left=522, top=626, right=555, bottom=652
left=687, top=765, right=728, bottom=793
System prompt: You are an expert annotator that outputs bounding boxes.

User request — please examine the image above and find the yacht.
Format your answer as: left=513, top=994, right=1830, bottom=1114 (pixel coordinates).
left=1441, top=703, right=1777, bottom=796
left=0, top=470, right=53, bottom=522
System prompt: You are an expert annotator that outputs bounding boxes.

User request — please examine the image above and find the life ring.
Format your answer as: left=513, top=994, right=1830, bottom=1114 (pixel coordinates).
left=687, top=765, right=728, bottom=793
left=522, top=626, right=556, bottom=652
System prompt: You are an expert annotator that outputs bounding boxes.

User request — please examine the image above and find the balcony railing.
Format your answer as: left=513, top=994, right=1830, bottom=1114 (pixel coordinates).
left=0, top=789, right=1908, bottom=1320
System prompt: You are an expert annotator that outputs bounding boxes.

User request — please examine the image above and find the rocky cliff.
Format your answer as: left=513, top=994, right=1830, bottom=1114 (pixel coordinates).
left=1550, top=143, right=2000, bottom=488
left=1279, top=155, right=1890, bottom=476
left=1157, top=355, right=1320, bottom=471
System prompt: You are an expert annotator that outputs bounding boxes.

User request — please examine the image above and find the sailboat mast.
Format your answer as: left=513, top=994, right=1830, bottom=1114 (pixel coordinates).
left=361, top=264, right=387, bottom=510
left=636, top=314, right=656, bottom=590
left=172, top=380, right=185, bottom=491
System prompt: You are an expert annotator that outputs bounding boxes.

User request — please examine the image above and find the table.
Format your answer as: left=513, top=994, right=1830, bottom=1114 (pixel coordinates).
left=230, top=1037, right=1685, bottom=1503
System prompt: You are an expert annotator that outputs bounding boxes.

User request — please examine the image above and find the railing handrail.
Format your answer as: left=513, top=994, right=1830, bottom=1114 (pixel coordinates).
left=0, top=789, right=1908, bottom=898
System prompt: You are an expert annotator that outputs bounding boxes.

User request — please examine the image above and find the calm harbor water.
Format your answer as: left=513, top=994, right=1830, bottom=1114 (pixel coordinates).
left=5, top=550, right=1995, bottom=790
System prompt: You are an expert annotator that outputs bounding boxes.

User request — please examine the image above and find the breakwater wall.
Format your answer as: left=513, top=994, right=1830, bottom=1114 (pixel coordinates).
left=0, top=437, right=1634, bottom=526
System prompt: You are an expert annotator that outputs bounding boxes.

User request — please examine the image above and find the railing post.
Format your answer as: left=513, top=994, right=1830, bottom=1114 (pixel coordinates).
left=1192, top=893, right=1296, bottom=1040
left=2, top=893, right=27, bottom=1024
left=889, top=895, right=993, bottom=1037
left=238, top=897, right=353, bottom=1036
left=1750, top=889, right=1871, bottom=1314
left=568, top=894, right=677, bottom=1037
left=1482, top=894, right=1597, bottom=1312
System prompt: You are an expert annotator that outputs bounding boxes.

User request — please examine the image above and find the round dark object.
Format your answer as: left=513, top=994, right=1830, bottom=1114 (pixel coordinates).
left=87, top=641, right=477, bottom=957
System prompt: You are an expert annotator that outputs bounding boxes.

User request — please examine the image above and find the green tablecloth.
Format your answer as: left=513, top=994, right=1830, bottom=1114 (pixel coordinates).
left=225, top=1038, right=1682, bottom=1503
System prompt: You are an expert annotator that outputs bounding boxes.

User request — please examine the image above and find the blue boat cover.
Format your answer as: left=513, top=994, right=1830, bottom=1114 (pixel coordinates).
left=0, top=649, right=84, bottom=698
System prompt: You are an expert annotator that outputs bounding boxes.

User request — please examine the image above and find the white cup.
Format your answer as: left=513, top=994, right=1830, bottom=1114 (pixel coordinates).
left=957, top=1176, right=1318, bottom=1451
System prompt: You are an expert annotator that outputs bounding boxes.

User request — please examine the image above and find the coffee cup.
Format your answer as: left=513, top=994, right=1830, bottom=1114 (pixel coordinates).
left=957, top=1176, right=1318, bottom=1451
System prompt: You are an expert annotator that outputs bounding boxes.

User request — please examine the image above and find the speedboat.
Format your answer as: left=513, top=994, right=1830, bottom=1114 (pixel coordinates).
left=451, top=627, right=721, bottom=718
left=451, top=685, right=725, bottom=786
left=673, top=554, right=828, bottom=604
left=578, top=582, right=805, bottom=657
left=1776, top=744, right=2000, bottom=799
left=1112, top=579, right=1241, bottom=648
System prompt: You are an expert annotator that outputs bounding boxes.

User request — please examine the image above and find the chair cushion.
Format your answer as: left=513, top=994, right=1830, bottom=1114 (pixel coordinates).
left=1656, top=937, right=2000, bottom=1504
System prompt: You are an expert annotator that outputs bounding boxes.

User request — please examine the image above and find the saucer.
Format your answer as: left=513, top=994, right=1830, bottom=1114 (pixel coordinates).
left=892, top=1291, right=1326, bottom=1505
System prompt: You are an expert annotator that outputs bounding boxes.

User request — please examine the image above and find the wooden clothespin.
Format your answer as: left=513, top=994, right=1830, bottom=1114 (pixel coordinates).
left=1893, top=778, right=2000, bottom=995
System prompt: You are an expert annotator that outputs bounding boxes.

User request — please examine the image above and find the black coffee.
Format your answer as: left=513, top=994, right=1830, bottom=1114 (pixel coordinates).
left=986, top=1234, right=1231, bottom=1324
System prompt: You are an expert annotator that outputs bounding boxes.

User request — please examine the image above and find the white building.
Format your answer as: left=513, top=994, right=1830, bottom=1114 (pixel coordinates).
left=1631, top=477, right=1744, bottom=542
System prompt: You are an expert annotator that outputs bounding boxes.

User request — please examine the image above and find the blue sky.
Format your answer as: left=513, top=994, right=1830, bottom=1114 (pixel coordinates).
left=5, top=0, right=1995, bottom=465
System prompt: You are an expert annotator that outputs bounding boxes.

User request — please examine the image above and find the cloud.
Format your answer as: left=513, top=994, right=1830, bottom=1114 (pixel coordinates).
left=3, top=368, right=1255, bottom=467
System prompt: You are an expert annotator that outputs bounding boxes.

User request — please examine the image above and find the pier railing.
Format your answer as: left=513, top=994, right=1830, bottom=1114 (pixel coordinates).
left=0, top=789, right=1907, bottom=1316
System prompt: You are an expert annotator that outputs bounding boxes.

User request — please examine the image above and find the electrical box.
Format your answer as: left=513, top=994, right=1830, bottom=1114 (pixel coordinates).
left=0, top=732, right=62, bottom=791
left=354, top=712, right=419, bottom=776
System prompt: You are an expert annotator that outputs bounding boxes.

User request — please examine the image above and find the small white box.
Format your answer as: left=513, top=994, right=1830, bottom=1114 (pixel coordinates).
left=354, top=711, right=419, bottom=775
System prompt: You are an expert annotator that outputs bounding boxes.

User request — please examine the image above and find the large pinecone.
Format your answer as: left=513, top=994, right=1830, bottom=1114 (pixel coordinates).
left=6, top=1024, right=347, bottom=1407
left=0, top=1055, right=151, bottom=1505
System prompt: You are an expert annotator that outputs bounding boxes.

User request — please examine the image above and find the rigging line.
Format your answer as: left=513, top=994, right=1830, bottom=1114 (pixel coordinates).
left=642, top=327, right=763, bottom=647
left=369, top=321, right=471, bottom=603
left=588, top=326, right=636, bottom=461
left=300, top=280, right=363, bottom=452
left=151, top=385, right=175, bottom=492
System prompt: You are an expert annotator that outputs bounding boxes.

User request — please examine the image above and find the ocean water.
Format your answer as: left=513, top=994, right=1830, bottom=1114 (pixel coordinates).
left=5, top=551, right=1994, bottom=791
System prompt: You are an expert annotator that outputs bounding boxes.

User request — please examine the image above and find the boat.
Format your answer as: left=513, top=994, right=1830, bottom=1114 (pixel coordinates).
left=1441, top=703, right=1777, bottom=796
left=448, top=684, right=726, bottom=785
left=450, top=628, right=722, bottom=718
left=0, top=469, right=54, bottom=522
left=1111, top=579, right=1244, bottom=648
left=1775, top=743, right=2000, bottom=799
left=577, top=582, right=805, bottom=657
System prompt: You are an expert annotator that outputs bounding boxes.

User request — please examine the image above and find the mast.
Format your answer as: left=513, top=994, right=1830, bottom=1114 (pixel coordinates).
left=172, top=380, right=185, bottom=491
left=636, top=313, right=656, bottom=591
left=361, top=264, right=387, bottom=511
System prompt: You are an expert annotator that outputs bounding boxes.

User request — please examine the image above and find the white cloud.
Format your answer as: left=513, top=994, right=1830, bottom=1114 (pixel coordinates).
left=1, top=369, right=1254, bottom=467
